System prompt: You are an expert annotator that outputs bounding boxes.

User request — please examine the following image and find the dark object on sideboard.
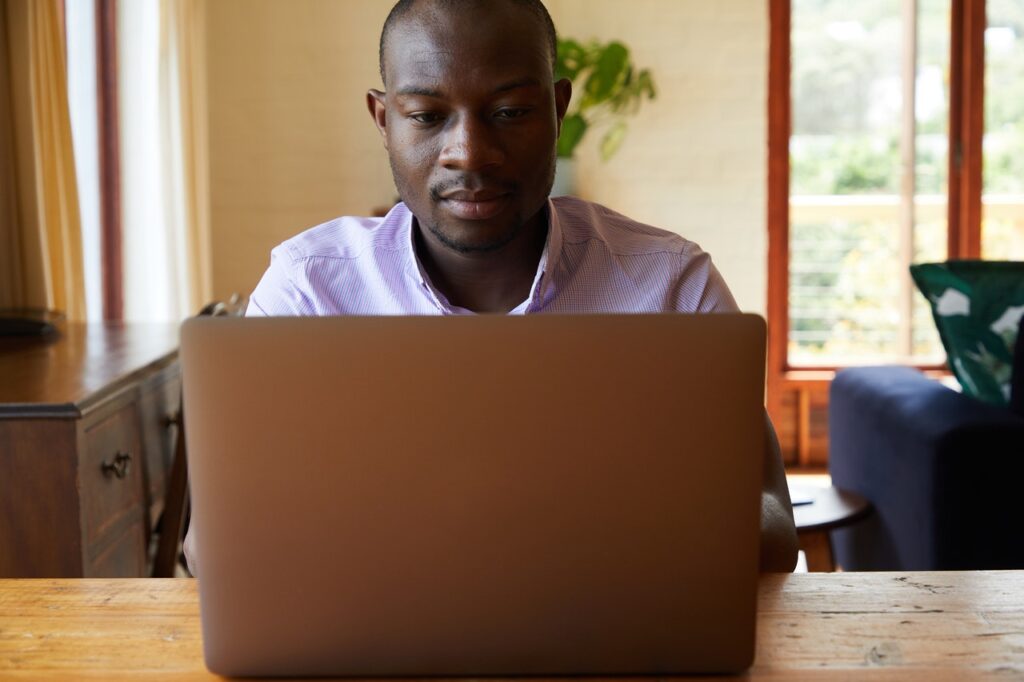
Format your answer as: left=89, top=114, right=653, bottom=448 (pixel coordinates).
left=0, top=309, right=62, bottom=338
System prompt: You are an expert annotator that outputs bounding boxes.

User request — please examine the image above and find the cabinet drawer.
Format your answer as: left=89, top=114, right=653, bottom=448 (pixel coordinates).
left=80, top=403, right=145, bottom=550
left=85, top=518, right=147, bottom=578
left=138, top=370, right=181, bottom=514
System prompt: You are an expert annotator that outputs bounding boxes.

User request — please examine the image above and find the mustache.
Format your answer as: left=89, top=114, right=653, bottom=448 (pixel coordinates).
left=429, top=176, right=518, bottom=202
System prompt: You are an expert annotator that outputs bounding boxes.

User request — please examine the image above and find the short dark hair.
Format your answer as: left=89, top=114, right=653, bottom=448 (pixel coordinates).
left=379, top=0, right=558, bottom=85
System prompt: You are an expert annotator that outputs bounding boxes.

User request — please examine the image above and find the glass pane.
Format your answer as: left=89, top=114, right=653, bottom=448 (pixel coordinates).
left=789, top=0, right=948, bottom=366
left=66, top=0, right=104, bottom=323
left=982, top=0, right=1024, bottom=259
left=913, top=0, right=948, bottom=360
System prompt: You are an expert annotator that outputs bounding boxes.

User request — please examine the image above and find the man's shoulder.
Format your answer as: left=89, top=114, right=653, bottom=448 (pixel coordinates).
left=551, top=196, right=693, bottom=258
left=274, top=203, right=411, bottom=264
left=548, top=196, right=738, bottom=313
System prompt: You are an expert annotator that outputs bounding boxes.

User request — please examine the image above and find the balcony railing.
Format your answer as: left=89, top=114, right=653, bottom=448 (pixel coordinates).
left=787, top=194, right=1024, bottom=367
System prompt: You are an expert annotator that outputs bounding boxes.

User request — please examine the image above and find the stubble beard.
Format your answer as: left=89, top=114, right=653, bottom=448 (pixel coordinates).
left=389, top=151, right=557, bottom=255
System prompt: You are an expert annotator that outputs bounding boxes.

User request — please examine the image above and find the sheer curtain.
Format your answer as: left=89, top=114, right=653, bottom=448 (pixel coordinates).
left=65, top=0, right=103, bottom=323
left=0, top=0, right=86, bottom=320
left=161, top=0, right=212, bottom=316
left=120, top=0, right=210, bottom=322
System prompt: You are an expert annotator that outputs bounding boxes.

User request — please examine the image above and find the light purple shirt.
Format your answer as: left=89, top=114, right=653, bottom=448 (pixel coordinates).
left=247, top=196, right=738, bottom=316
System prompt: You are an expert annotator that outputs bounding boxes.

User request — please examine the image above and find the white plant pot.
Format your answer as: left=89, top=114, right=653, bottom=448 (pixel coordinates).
left=551, top=157, right=576, bottom=198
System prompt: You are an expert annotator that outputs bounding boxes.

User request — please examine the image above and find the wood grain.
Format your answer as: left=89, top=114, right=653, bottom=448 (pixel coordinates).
left=0, top=421, right=83, bottom=576
left=765, top=0, right=791, bottom=447
left=96, top=0, right=123, bottom=321
left=0, top=573, right=1022, bottom=680
left=948, top=0, right=986, bottom=260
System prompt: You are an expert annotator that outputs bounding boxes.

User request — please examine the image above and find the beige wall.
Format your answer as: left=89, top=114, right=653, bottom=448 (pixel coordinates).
left=548, top=0, right=768, bottom=313
left=206, top=0, right=397, bottom=301
left=206, top=0, right=768, bottom=312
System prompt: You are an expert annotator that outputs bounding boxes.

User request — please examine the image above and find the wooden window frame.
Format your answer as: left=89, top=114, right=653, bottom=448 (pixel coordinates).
left=766, top=0, right=987, bottom=467
left=96, top=0, right=122, bottom=321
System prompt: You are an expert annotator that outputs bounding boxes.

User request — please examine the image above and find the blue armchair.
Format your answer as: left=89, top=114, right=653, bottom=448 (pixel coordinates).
left=828, top=318, right=1024, bottom=570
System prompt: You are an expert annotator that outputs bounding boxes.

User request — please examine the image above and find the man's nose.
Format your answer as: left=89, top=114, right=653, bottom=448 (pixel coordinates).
left=438, top=115, right=505, bottom=171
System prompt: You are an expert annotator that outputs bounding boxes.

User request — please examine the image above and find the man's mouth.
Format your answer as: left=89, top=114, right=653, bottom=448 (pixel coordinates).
left=438, top=190, right=511, bottom=221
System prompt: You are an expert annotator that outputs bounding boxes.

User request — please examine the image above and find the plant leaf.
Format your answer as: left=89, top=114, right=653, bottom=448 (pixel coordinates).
left=638, top=69, right=657, bottom=99
left=558, top=113, right=588, bottom=159
left=555, top=38, right=587, bottom=82
left=554, top=36, right=657, bottom=161
left=583, top=42, right=629, bottom=104
left=599, top=121, right=628, bottom=161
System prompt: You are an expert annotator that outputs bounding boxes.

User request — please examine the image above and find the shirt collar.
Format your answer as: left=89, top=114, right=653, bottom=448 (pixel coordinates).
left=398, top=199, right=563, bottom=315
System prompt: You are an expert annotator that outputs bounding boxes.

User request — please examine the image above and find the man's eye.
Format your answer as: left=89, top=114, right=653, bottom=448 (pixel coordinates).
left=495, top=108, right=530, bottom=120
left=409, top=112, right=443, bottom=124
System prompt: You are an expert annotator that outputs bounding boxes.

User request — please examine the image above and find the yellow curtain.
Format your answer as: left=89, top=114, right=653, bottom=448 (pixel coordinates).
left=0, top=0, right=86, bottom=319
left=160, top=0, right=212, bottom=315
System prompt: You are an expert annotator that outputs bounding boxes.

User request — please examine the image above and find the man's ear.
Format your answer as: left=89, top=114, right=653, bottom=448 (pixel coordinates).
left=367, top=89, right=389, bottom=148
left=553, top=78, right=572, bottom=135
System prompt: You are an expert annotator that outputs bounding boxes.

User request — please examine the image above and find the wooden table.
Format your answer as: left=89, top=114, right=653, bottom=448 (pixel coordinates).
left=1, top=573, right=1022, bottom=680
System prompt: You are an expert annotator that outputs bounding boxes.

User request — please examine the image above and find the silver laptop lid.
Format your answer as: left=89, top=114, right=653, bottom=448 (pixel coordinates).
left=182, top=314, right=766, bottom=677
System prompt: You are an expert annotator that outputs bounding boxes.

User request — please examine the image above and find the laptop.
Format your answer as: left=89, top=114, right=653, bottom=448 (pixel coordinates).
left=181, top=314, right=767, bottom=677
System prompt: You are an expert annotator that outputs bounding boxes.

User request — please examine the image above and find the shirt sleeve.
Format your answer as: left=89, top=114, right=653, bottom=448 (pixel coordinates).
left=246, top=245, right=316, bottom=317
left=696, top=257, right=740, bottom=313
left=671, top=244, right=740, bottom=313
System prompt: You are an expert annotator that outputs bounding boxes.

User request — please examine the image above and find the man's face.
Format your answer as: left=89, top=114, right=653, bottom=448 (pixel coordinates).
left=369, top=3, right=572, bottom=254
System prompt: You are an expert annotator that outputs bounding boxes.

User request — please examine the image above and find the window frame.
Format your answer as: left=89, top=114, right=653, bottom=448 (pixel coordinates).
left=766, top=0, right=987, bottom=466
left=96, top=0, right=123, bottom=322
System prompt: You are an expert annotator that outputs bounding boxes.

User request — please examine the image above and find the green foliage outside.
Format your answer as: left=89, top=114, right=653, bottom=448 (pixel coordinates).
left=555, top=38, right=656, bottom=161
left=787, top=0, right=1024, bottom=364
left=984, top=0, right=1024, bottom=193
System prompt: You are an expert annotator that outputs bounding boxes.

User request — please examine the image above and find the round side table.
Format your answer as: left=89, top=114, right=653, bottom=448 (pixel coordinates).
left=788, top=483, right=873, bottom=572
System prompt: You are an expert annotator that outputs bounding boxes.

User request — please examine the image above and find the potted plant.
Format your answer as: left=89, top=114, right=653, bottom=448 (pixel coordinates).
left=553, top=37, right=657, bottom=196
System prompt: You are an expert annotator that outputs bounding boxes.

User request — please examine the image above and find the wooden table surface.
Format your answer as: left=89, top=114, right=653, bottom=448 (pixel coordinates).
left=1, top=573, right=1022, bottom=680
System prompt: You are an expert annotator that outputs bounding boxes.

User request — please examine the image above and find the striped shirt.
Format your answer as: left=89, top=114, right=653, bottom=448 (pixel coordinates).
left=247, top=196, right=738, bottom=316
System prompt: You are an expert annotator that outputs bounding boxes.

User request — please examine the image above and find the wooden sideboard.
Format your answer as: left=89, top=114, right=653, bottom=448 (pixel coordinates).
left=0, top=323, right=181, bottom=577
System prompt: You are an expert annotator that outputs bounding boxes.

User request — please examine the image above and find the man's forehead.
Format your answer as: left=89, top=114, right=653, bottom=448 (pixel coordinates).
left=393, top=44, right=543, bottom=81
left=383, top=2, right=552, bottom=85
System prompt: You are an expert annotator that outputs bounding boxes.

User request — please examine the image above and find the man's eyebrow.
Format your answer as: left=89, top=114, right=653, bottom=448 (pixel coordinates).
left=395, top=85, right=444, bottom=98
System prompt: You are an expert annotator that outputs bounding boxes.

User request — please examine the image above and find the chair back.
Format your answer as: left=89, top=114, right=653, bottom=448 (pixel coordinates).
left=151, top=296, right=245, bottom=577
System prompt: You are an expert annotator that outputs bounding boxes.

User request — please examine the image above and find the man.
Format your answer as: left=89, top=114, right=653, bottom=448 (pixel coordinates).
left=185, top=0, right=798, bottom=574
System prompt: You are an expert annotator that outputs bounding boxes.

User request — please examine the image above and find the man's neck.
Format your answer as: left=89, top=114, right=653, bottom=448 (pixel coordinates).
left=413, top=210, right=549, bottom=314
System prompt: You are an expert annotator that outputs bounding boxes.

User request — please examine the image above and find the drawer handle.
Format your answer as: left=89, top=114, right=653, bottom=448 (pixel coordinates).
left=101, top=452, right=132, bottom=479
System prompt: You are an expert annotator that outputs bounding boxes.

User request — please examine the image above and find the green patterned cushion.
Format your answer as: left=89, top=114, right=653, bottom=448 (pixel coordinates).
left=910, top=261, right=1024, bottom=405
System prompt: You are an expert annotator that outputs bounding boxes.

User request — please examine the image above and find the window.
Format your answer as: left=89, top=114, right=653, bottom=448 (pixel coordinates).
left=788, top=0, right=949, bottom=367
left=64, top=0, right=205, bottom=323
left=767, top=0, right=1016, bottom=465
left=66, top=0, right=103, bottom=323
left=982, top=0, right=1024, bottom=258
left=65, top=0, right=122, bottom=321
